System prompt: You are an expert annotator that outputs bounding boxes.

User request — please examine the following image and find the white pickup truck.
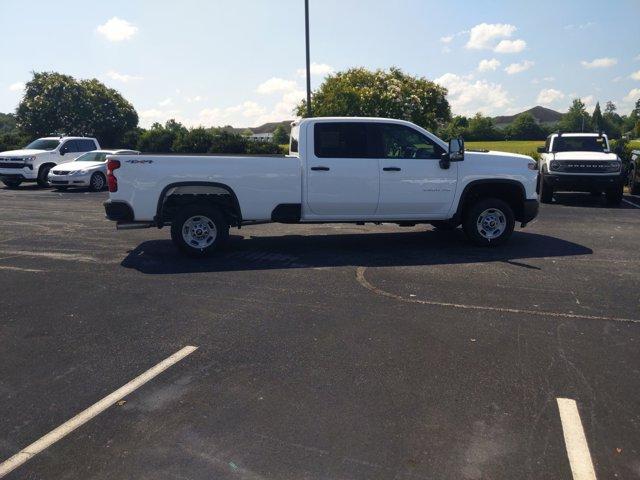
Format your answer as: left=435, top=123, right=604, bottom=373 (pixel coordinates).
left=104, top=117, right=539, bottom=256
left=537, top=132, right=624, bottom=205
left=0, top=136, right=100, bottom=188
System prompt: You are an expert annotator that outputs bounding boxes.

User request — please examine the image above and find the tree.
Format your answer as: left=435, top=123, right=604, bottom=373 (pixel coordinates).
left=440, top=115, right=469, bottom=140
left=272, top=125, right=289, bottom=144
left=296, top=67, right=451, bottom=131
left=173, top=127, right=215, bottom=153
left=16, top=72, right=138, bottom=146
left=0, top=113, right=17, bottom=134
left=138, top=121, right=180, bottom=152
left=464, top=113, right=501, bottom=141
left=506, top=112, right=546, bottom=140
left=604, top=101, right=617, bottom=116
left=592, top=102, right=603, bottom=132
left=558, top=98, right=591, bottom=132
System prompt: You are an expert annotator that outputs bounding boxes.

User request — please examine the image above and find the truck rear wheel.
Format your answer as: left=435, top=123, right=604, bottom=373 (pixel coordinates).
left=539, top=174, right=553, bottom=204
left=605, top=184, right=623, bottom=206
left=170, top=205, right=229, bottom=257
left=2, top=179, right=21, bottom=189
left=629, top=168, right=640, bottom=195
left=462, top=198, right=515, bottom=247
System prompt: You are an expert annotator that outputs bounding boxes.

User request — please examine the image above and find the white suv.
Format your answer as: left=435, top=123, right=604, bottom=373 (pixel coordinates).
left=0, top=136, right=100, bottom=188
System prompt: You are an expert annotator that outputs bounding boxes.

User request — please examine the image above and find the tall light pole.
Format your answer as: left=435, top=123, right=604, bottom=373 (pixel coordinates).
left=305, top=0, right=312, bottom=117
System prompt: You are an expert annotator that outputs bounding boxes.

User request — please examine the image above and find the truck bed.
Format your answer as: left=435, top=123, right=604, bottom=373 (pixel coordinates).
left=108, top=154, right=302, bottom=221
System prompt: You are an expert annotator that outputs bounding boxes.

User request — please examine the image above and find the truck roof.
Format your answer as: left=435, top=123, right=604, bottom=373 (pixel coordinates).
left=39, top=136, right=99, bottom=141
left=548, top=132, right=608, bottom=138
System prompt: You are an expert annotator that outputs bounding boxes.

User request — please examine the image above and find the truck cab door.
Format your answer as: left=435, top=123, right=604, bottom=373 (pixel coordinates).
left=373, top=123, right=457, bottom=216
left=58, top=140, right=80, bottom=164
left=306, top=122, right=380, bottom=216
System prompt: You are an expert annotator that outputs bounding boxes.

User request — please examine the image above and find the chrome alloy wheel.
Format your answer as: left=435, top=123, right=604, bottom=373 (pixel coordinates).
left=476, top=208, right=506, bottom=240
left=182, top=215, right=217, bottom=249
left=91, top=173, right=105, bottom=190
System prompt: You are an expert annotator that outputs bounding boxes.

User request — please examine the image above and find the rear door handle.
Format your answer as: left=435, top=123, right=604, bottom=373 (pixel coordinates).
left=311, top=166, right=330, bottom=171
left=383, top=167, right=401, bottom=172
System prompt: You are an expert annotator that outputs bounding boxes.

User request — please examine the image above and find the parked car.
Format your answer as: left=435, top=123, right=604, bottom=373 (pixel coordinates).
left=48, top=150, right=139, bottom=192
left=0, top=136, right=100, bottom=188
left=537, top=132, right=624, bottom=205
left=103, top=117, right=539, bottom=256
left=627, top=149, right=640, bottom=195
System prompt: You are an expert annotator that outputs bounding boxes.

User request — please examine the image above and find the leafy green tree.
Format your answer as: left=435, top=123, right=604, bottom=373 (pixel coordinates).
left=0, top=113, right=18, bottom=134
left=558, top=99, right=591, bottom=132
left=272, top=125, right=289, bottom=144
left=0, top=131, right=30, bottom=151
left=297, top=67, right=451, bottom=131
left=173, top=127, right=215, bottom=153
left=464, top=113, right=501, bottom=141
left=208, top=130, right=247, bottom=153
left=592, top=102, right=604, bottom=132
left=138, top=121, right=180, bottom=152
left=16, top=72, right=138, bottom=146
left=440, top=115, right=469, bottom=140
left=506, top=112, right=546, bottom=140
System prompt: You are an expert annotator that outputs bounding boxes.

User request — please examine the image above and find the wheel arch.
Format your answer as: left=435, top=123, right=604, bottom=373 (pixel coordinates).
left=155, top=181, right=242, bottom=228
left=455, top=179, right=526, bottom=222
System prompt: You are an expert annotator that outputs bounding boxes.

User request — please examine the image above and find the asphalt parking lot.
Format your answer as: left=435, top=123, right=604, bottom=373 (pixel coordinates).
left=0, top=185, right=639, bottom=480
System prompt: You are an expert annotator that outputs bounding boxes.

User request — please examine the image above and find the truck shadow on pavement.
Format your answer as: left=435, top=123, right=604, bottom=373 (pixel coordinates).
left=551, top=192, right=638, bottom=208
left=121, top=229, right=592, bottom=275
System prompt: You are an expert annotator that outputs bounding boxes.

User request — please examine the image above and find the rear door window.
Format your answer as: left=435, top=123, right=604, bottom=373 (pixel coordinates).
left=314, top=123, right=370, bottom=158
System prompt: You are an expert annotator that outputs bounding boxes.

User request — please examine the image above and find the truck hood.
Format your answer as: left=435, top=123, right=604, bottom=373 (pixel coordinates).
left=552, top=151, right=617, bottom=161
left=466, top=149, right=533, bottom=163
left=0, top=149, right=46, bottom=157
left=53, top=161, right=105, bottom=171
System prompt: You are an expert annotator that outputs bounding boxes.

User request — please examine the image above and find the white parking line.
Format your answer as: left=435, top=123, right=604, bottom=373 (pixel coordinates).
left=0, top=345, right=198, bottom=478
left=622, top=198, right=640, bottom=208
left=557, top=398, right=597, bottom=480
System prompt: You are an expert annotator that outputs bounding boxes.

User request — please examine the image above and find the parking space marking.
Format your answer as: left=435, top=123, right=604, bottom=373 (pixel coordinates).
left=0, top=265, right=46, bottom=273
left=0, top=345, right=198, bottom=478
left=356, top=267, right=640, bottom=324
left=557, top=398, right=597, bottom=480
left=622, top=198, right=640, bottom=208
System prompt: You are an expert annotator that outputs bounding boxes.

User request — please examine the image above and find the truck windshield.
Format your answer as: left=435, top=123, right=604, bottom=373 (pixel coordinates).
left=25, top=139, right=61, bottom=151
left=552, top=136, right=608, bottom=152
left=75, top=152, right=108, bottom=162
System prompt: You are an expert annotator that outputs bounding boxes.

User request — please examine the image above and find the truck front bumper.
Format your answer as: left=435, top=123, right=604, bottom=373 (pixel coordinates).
left=0, top=168, right=37, bottom=181
left=520, top=199, right=539, bottom=225
left=544, top=173, right=624, bottom=191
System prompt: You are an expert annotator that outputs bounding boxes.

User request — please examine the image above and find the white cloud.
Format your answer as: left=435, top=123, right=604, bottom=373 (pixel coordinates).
left=256, top=77, right=298, bottom=94
left=636, top=54, right=640, bottom=61
left=106, top=70, right=143, bottom=82
left=564, top=22, right=595, bottom=30
left=630, top=70, right=640, bottom=81
left=440, top=35, right=454, bottom=43
left=158, top=98, right=173, bottom=107
left=537, top=88, right=565, bottom=105
left=8, top=82, right=25, bottom=92
left=466, top=23, right=516, bottom=50
left=580, top=95, right=596, bottom=111
left=478, top=58, right=500, bottom=72
left=139, top=108, right=181, bottom=126
left=186, top=95, right=205, bottom=103
left=625, top=88, right=640, bottom=102
left=581, top=57, right=617, bottom=68
left=96, top=17, right=138, bottom=42
left=543, top=76, right=555, bottom=82
left=494, top=39, right=526, bottom=53
left=434, top=73, right=510, bottom=115
left=296, top=62, right=334, bottom=78
left=505, top=60, right=534, bottom=74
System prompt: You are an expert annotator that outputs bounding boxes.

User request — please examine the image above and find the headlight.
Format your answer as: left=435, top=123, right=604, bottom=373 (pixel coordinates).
left=23, top=156, right=36, bottom=162
left=609, top=161, right=621, bottom=171
left=527, top=161, right=537, bottom=170
left=550, top=160, right=560, bottom=171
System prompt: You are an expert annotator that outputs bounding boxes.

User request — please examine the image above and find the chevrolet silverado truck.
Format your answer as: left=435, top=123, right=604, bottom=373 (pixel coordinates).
left=104, top=117, right=539, bottom=256
left=0, top=136, right=100, bottom=188
left=537, top=132, right=624, bottom=205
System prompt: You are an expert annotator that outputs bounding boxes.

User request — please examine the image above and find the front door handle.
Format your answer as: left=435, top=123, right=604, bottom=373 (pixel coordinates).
left=311, top=166, right=330, bottom=171
left=383, top=167, right=401, bottom=172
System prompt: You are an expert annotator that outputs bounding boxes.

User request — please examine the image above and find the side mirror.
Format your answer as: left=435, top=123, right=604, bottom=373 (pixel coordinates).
left=440, top=137, right=464, bottom=169
left=537, top=146, right=546, bottom=153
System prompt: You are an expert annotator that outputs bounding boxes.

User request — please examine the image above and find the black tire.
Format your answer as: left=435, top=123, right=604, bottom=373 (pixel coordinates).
left=589, top=190, right=601, bottom=197
left=89, top=172, right=106, bottom=192
left=539, top=173, right=553, bottom=204
left=630, top=169, right=640, bottom=195
left=462, top=198, right=515, bottom=247
left=605, top=184, right=623, bottom=206
left=37, top=164, right=53, bottom=188
left=170, top=205, right=229, bottom=257
left=2, top=179, right=21, bottom=189
left=430, top=220, right=458, bottom=231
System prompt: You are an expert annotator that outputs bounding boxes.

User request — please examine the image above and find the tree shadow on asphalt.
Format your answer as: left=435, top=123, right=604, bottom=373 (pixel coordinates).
left=121, top=228, right=592, bottom=275
left=551, top=192, right=639, bottom=208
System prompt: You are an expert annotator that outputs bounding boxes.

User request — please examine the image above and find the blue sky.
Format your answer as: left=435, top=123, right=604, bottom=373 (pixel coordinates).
left=1, top=0, right=638, bottom=128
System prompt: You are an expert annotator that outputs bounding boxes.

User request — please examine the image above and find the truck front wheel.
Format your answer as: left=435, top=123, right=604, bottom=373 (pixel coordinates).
left=37, top=164, right=53, bottom=188
left=462, top=198, right=515, bottom=247
left=2, top=179, right=21, bottom=189
left=539, top=174, right=553, bottom=204
left=605, top=184, right=623, bottom=206
left=170, top=205, right=229, bottom=257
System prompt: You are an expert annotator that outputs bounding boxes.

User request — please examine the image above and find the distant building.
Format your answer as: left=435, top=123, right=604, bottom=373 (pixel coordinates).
left=249, top=132, right=274, bottom=142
